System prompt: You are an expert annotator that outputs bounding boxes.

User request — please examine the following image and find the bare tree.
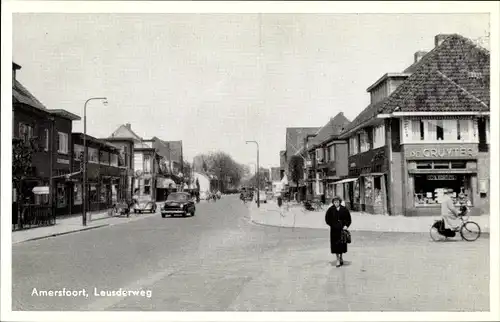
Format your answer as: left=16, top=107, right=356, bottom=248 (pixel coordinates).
left=195, top=151, right=246, bottom=191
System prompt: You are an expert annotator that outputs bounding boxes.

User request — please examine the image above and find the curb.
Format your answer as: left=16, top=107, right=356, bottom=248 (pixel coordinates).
left=13, top=224, right=110, bottom=245
left=250, top=219, right=491, bottom=235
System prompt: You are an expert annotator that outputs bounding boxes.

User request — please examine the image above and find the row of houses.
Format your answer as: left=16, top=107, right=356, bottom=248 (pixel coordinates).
left=12, top=62, right=184, bottom=227
left=278, top=34, right=490, bottom=217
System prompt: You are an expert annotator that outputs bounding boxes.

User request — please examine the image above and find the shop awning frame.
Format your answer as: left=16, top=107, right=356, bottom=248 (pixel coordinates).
left=408, top=169, right=477, bottom=174
left=334, top=178, right=358, bottom=185
left=359, top=172, right=386, bottom=177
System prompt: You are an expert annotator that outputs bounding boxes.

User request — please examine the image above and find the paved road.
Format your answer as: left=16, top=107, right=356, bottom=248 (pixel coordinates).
left=12, top=195, right=489, bottom=311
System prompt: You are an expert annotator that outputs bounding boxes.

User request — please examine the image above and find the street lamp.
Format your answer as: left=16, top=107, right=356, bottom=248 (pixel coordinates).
left=83, top=97, right=107, bottom=226
left=246, top=140, right=260, bottom=208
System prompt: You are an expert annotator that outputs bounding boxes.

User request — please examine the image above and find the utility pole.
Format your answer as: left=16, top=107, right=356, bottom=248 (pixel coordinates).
left=246, top=140, right=260, bottom=208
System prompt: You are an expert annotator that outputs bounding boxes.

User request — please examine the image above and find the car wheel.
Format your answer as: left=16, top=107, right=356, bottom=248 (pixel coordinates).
left=161, top=214, right=166, bottom=218
left=134, top=209, right=138, bottom=214
left=182, top=212, right=187, bottom=217
left=191, top=211, right=195, bottom=216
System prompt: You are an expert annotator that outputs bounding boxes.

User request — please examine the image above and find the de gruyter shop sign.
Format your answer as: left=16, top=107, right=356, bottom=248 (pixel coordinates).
left=405, top=144, right=478, bottom=160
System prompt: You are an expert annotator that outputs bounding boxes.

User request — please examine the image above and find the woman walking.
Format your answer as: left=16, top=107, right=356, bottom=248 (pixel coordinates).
left=325, top=196, right=352, bottom=267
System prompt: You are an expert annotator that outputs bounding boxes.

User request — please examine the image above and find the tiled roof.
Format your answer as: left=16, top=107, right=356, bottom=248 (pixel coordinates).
left=340, top=34, right=489, bottom=136
left=381, top=34, right=489, bottom=114
left=286, top=127, right=320, bottom=158
left=110, top=124, right=142, bottom=141
left=154, top=138, right=183, bottom=163
left=13, top=80, right=47, bottom=111
left=339, top=99, right=386, bottom=137
left=379, top=69, right=488, bottom=113
left=309, top=112, right=350, bottom=148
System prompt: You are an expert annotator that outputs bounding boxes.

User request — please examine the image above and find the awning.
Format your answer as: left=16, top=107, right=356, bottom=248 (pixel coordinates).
left=157, top=178, right=176, bottom=189
left=359, top=172, right=385, bottom=177
left=32, top=186, right=50, bottom=195
left=334, top=178, right=358, bottom=185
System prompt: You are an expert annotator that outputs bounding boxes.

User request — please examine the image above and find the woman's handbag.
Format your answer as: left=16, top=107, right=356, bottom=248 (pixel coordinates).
left=341, top=229, right=351, bottom=244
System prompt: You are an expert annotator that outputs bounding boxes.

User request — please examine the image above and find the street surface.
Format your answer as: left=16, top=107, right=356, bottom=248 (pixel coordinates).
left=13, top=195, right=489, bottom=311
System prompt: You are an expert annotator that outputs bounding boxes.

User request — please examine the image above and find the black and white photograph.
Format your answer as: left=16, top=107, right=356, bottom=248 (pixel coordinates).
left=1, top=1, right=499, bottom=321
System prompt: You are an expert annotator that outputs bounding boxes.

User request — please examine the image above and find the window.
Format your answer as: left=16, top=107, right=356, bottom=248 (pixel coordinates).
left=73, top=144, right=84, bottom=160
left=413, top=174, right=472, bottom=207
left=58, top=132, right=69, bottom=154
left=144, top=155, right=151, bottom=173
left=316, top=148, right=324, bottom=163
left=88, top=147, right=99, bottom=163
left=349, top=136, right=358, bottom=156
left=409, top=119, right=475, bottom=142
left=416, top=162, right=432, bottom=169
left=433, top=162, right=449, bottom=169
left=44, top=129, right=49, bottom=151
left=328, top=145, right=335, bottom=162
left=144, top=179, right=151, bottom=195
left=359, top=131, right=370, bottom=153
left=99, top=150, right=110, bottom=165
left=451, top=161, right=466, bottom=169
left=457, top=119, right=470, bottom=141
left=19, top=123, right=34, bottom=142
left=110, top=153, right=118, bottom=167
left=373, top=125, right=386, bottom=149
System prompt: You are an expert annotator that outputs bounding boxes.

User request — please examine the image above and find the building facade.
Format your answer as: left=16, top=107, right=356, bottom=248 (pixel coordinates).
left=71, top=133, right=127, bottom=213
left=338, top=34, right=490, bottom=216
left=12, top=62, right=81, bottom=224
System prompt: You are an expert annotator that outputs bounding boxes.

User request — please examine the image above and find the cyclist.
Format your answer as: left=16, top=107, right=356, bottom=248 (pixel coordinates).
left=440, top=188, right=461, bottom=237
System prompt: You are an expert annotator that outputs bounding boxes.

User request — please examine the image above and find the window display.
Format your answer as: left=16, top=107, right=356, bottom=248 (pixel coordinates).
left=56, top=183, right=66, bottom=208
left=413, top=174, right=472, bottom=207
left=74, top=184, right=82, bottom=205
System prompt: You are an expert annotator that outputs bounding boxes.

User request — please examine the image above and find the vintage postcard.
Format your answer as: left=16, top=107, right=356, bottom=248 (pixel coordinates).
left=1, top=1, right=499, bottom=322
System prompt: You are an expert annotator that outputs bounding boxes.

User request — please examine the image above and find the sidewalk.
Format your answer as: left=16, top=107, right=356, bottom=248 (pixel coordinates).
left=12, top=202, right=165, bottom=244
left=248, top=201, right=490, bottom=233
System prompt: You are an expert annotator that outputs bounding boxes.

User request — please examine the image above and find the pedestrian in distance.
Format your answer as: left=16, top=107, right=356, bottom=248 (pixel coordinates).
left=325, top=196, right=352, bottom=267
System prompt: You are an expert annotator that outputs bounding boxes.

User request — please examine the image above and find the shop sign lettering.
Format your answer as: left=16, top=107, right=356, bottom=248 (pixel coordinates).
left=427, top=175, right=456, bottom=181
left=406, top=146, right=477, bottom=159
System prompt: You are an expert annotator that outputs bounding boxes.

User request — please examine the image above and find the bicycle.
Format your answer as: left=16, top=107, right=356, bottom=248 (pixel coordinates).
left=429, top=207, right=481, bottom=242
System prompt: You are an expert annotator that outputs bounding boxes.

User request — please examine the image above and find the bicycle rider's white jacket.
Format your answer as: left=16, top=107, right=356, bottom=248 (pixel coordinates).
left=441, top=195, right=460, bottom=229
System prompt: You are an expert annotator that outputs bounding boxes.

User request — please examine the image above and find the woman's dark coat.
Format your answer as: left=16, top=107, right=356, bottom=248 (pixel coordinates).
left=325, top=205, right=352, bottom=254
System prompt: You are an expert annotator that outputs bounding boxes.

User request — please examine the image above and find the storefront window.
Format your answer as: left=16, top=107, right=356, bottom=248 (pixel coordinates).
left=74, top=184, right=82, bottom=205
left=89, top=185, right=98, bottom=203
left=413, top=174, right=472, bottom=207
left=100, top=185, right=109, bottom=203
left=56, top=183, right=66, bottom=208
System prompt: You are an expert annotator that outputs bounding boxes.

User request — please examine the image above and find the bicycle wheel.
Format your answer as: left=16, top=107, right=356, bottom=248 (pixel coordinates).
left=430, top=225, right=447, bottom=242
left=460, top=221, right=481, bottom=241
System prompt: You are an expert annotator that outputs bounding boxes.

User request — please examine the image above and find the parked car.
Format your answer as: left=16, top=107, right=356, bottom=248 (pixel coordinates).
left=161, top=192, right=196, bottom=217
left=133, top=201, right=157, bottom=214
left=255, top=190, right=268, bottom=203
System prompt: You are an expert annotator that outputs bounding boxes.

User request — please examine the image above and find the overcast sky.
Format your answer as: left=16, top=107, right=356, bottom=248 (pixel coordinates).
left=12, top=13, right=489, bottom=168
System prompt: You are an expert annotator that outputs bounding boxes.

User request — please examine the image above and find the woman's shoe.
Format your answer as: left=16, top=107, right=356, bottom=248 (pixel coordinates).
left=340, top=258, right=344, bottom=266
left=335, top=260, right=341, bottom=267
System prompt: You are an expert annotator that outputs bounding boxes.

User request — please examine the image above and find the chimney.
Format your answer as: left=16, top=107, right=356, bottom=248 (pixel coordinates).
left=125, top=123, right=131, bottom=129
left=435, top=34, right=452, bottom=47
left=414, top=51, right=428, bottom=63
left=12, top=62, right=21, bottom=81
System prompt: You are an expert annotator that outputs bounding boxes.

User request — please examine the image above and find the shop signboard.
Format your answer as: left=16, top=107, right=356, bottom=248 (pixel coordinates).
left=427, top=175, right=457, bottom=181
left=404, top=144, right=478, bottom=160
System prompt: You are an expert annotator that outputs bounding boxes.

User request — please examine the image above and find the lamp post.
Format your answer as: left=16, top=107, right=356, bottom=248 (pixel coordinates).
left=246, top=140, right=260, bottom=208
left=83, top=97, right=107, bottom=226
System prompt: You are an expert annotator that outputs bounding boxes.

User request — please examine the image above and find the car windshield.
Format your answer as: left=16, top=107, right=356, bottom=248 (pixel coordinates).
left=167, top=193, right=189, bottom=202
